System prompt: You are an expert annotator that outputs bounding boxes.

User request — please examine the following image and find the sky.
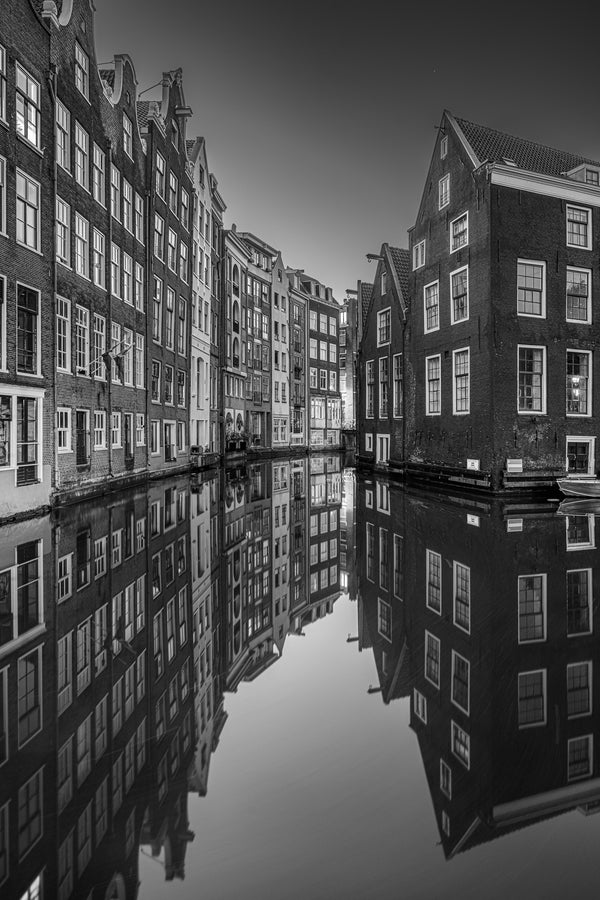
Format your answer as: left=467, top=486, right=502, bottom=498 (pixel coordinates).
left=94, top=0, right=600, bottom=303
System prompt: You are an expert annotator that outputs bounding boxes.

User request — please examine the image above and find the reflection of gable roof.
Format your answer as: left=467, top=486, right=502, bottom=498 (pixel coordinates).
left=360, top=283, right=373, bottom=328
left=455, top=114, right=600, bottom=176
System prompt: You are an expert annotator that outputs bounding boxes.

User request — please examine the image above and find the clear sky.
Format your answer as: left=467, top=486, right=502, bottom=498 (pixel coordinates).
left=94, top=0, right=600, bottom=302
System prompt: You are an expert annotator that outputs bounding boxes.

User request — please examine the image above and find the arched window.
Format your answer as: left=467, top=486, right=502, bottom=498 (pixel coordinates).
left=232, top=264, right=240, bottom=297
left=233, top=337, right=240, bottom=369
left=233, top=300, right=240, bottom=333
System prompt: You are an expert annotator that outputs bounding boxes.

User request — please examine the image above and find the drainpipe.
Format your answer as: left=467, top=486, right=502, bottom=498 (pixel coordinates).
left=47, top=65, right=59, bottom=496
left=107, top=140, right=114, bottom=478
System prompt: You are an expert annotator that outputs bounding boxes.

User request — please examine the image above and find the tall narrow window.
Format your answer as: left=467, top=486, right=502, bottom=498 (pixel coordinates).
left=450, top=267, right=468, bottom=323
left=366, top=360, right=375, bottom=417
left=567, top=661, right=592, bottom=719
left=452, top=348, right=470, bottom=414
left=566, top=268, right=591, bottom=323
left=424, top=281, right=439, bottom=332
left=518, top=574, right=546, bottom=642
left=17, top=285, right=39, bottom=374
left=74, top=214, right=89, bottom=278
left=92, top=144, right=105, bottom=205
left=566, top=569, right=592, bottom=635
left=426, top=355, right=441, bottom=415
left=75, top=43, right=89, bottom=99
left=426, top=549, right=441, bottom=613
left=453, top=561, right=470, bottom=633
left=16, top=64, right=40, bottom=148
left=56, top=100, right=70, bottom=170
left=16, top=171, right=40, bottom=252
left=74, top=123, right=89, bottom=190
left=393, top=353, right=403, bottom=417
left=438, top=174, right=450, bottom=209
left=566, top=205, right=591, bottom=249
left=517, top=261, right=545, bottom=317
left=56, top=197, right=71, bottom=266
left=74, top=306, right=89, bottom=375
left=566, top=350, right=591, bottom=415
left=56, top=296, right=71, bottom=372
left=123, top=113, right=133, bottom=158
left=379, top=357, right=389, bottom=417
left=92, top=228, right=106, bottom=288
left=451, top=651, right=470, bottom=715
left=425, top=631, right=441, bottom=688
left=518, top=346, right=546, bottom=413
left=450, top=213, right=468, bottom=251
left=518, top=669, right=546, bottom=727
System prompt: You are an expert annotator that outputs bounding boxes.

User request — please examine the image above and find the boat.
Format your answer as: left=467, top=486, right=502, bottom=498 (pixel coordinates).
left=557, top=497, right=600, bottom=516
left=557, top=478, right=600, bottom=498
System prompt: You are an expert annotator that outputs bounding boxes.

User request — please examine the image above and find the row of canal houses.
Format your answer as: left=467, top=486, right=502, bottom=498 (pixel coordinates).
left=358, top=109, right=600, bottom=492
left=0, top=0, right=343, bottom=522
left=0, top=453, right=347, bottom=899
left=357, top=473, right=600, bottom=858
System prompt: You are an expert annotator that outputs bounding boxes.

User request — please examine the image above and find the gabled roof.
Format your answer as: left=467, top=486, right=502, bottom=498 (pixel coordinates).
left=453, top=113, right=600, bottom=177
left=387, top=246, right=410, bottom=304
left=359, top=283, right=373, bottom=328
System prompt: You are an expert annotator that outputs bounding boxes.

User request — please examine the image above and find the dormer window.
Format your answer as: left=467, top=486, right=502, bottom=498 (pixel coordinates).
left=502, top=157, right=517, bottom=167
left=585, top=168, right=600, bottom=186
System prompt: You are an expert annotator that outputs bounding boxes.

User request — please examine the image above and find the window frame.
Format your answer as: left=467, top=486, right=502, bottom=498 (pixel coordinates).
left=451, top=650, right=470, bottom=716
left=438, top=173, right=450, bottom=210
left=450, top=265, right=469, bottom=324
left=517, top=668, right=547, bottom=729
left=452, top=346, right=470, bottom=415
left=566, top=266, right=592, bottom=325
left=517, top=344, right=547, bottom=415
left=450, top=212, right=468, bottom=252
left=517, top=573, right=547, bottom=643
left=425, top=354, right=441, bottom=416
left=413, top=239, right=425, bottom=270
left=566, top=204, right=592, bottom=250
left=566, top=348, right=592, bottom=417
left=517, top=259, right=546, bottom=319
left=423, top=280, right=440, bottom=333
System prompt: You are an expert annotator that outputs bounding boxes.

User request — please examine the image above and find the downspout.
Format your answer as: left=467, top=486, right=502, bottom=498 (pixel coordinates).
left=47, top=65, right=59, bottom=495
left=107, top=139, right=114, bottom=478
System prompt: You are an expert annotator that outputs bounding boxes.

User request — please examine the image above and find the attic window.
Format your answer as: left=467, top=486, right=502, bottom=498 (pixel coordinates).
left=381, top=269, right=387, bottom=295
left=502, top=158, right=517, bottom=167
left=440, top=135, right=448, bottom=159
left=585, top=168, right=600, bottom=186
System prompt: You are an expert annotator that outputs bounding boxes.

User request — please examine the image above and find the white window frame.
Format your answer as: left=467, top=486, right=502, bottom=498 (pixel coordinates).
left=452, top=347, right=470, bottom=415
left=16, top=170, right=41, bottom=253
left=451, top=650, right=470, bottom=716
left=566, top=266, right=592, bottom=325
left=517, top=259, right=546, bottom=318
left=517, top=345, right=546, bottom=415
left=566, top=349, right=592, bottom=417
left=74, top=213, right=89, bottom=279
left=451, top=721, right=470, bottom=770
left=92, top=144, right=105, bottom=206
left=56, top=197, right=71, bottom=266
left=56, top=407, right=72, bottom=453
left=377, top=307, right=391, bottom=346
left=56, top=295, right=71, bottom=372
left=566, top=204, right=592, bottom=250
left=440, top=135, right=448, bottom=159
left=414, top=688, right=427, bottom=724
left=426, top=549, right=442, bottom=614
left=450, top=265, right=469, bottom=324
left=453, top=561, right=471, bottom=634
left=123, top=113, right=133, bottom=159
left=413, top=239, right=425, bottom=270
left=74, top=122, right=89, bottom=190
left=93, top=410, right=106, bottom=449
left=423, top=281, right=439, bottom=333
left=518, top=668, right=547, bottom=729
left=517, top=573, right=547, bottom=644
left=56, top=100, right=71, bottom=171
left=450, top=212, right=468, bottom=252
left=424, top=630, right=441, bottom=689
left=75, top=42, right=90, bottom=100
left=438, top=173, right=450, bottom=209
left=566, top=435, right=596, bottom=478
left=425, top=354, right=441, bottom=416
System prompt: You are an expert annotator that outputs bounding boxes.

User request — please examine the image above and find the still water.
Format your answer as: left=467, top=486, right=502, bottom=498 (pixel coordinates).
left=2, top=457, right=600, bottom=899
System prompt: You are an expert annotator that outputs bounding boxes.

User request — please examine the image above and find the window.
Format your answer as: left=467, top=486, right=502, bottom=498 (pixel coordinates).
left=568, top=735, right=593, bottom=781
left=167, top=228, right=177, bottom=270
left=93, top=314, right=106, bottom=380
left=122, top=179, right=133, bottom=232
left=379, top=357, right=389, bottom=417
left=111, top=243, right=121, bottom=297
left=567, top=205, right=591, bottom=249
left=585, top=168, right=600, bottom=185
left=56, top=408, right=71, bottom=452
left=110, top=166, right=120, bottom=220
left=424, top=281, right=439, bottom=332
left=450, top=266, right=468, bottom=323
left=518, top=345, right=546, bottom=413
left=566, top=437, right=595, bottom=477
left=123, top=253, right=133, bottom=305
left=151, top=361, right=161, bottom=402
left=56, top=100, right=70, bottom=170
left=450, top=212, right=468, bottom=251
left=453, top=561, right=470, bottom=633
left=74, top=122, right=89, bottom=190
left=439, top=174, right=450, bottom=209
left=135, top=334, right=145, bottom=388
left=74, top=305, right=89, bottom=374
left=413, top=239, right=425, bottom=270
left=154, top=213, right=164, bottom=259
left=424, top=631, right=440, bottom=688
left=111, top=412, right=121, bottom=447
left=564, top=267, right=591, bottom=324
left=18, top=769, right=43, bottom=858
left=452, top=348, right=470, bottom=414
left=169, top=171, right=178, bottom=214
left=123, top=113, right=133, bottom=158
left=451, top=721, right=470, bottom=769
left=181, top=188, right=189, bottom=229
left=164, top=365, right=174, bottom=404
left=0, top=43, right=6, bottom=123
left=366, top=360, right=375, bottom=417
left=92, top=144, right=105, bottom=205
left=16, top=170, right=41, bottom=252
left=566, top=350, right=591, bottom=415
left=0, top=157, right=5, bottom=236
left=426, top=549, right=441, bottom=613
left=135, top=192, right=144, bottom=242
left=377, top=308, right=391, bottom=345
left=517, top=260, right=545, bottom=317
left=451, top=651, right=470, bottom=715
left=518, top=669, right=546, bottom=727
left=93, top=410, right=106, bottom=449
left=567, top=661, right=592, bottom=718
left=567, top=569, right=592, bottom=634
left=414, top=689, right=427, bottom=724
left=180, top=240, right=189, bottom=282
left=75, top=42, right=89, bottom=99
left=56, top=296, right=71, bottom=372
left=178, top=297, right=187, bottom=354
left=74, top=213, right=89, bottom=278
left=378, top=597, right=392, bottom=641
left=426, top=355, right=441, bottom=415
left=17, top=284, right=40, bottom=374
left=440, top=759, right=451, bottom=798
left=18, top=647, right=42, bottom=746
left=136, top=413, right=145, bottom=446
left=392, top=354, right=403, bottom=417
left=16, top=64, right=40, bottom=148
left=440, top=135, right=448, bottom=158
left=517, top=573, right=546, bottom=642
left=156, top=152, right=166, bottom=198
left=92, top=228, right=106, bottom=288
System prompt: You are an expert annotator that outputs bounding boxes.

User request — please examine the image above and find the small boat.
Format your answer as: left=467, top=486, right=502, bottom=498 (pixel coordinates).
left=557, top=498, right=600, bottom=516
left=557, top=478, right=600, bottom=498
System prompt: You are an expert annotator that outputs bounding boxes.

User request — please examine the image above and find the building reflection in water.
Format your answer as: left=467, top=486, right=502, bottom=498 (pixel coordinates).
left=0, top=454, right=343, bottom=899
left=356, top=475, right=600, bottom=859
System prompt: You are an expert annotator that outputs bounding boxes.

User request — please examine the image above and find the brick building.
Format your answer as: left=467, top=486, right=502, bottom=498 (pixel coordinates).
left=139, top=71, right=194, bottom=476
left=357, top=244, right=409, bottom=468
left=221, top=226, right=250, bottom=454
left=0, top=0, right=54, bottom=518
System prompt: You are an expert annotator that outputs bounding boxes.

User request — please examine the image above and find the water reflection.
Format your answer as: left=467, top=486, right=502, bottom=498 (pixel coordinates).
left=0, top=454, right=345, bottom=899
left=357, top=476, right=600, bottom=860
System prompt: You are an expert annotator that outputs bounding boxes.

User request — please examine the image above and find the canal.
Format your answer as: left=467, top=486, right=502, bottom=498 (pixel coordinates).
left=2, top=457, right=600, bottom=899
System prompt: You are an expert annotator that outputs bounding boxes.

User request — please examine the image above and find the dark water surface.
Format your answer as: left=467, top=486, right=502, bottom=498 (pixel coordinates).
left=3, top=458, right=600, bottom=899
